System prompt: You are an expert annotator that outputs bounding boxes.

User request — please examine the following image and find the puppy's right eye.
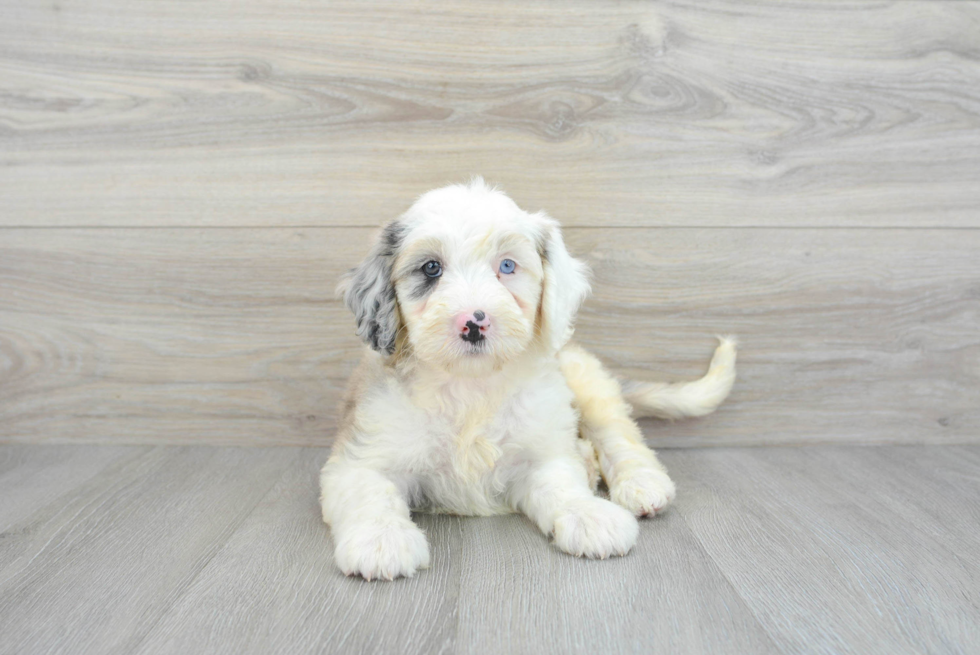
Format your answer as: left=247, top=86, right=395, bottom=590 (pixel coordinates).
left=422, top=261, right=442, bottom=278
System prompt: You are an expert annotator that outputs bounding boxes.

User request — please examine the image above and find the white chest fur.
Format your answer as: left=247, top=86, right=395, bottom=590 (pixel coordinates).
left=347, top=358, right=581, bottom=516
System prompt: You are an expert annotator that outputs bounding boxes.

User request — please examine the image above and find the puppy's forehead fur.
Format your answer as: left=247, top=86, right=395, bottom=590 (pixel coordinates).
left=397, top=180, right=545, bottom=254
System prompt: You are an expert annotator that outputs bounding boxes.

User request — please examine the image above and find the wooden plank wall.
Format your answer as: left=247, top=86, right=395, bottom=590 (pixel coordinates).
left=1, top=0, right=978, bottom=446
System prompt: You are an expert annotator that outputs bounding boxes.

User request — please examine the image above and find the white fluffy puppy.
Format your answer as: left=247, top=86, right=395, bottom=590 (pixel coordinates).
left=320, top=178, right=736, bottom=580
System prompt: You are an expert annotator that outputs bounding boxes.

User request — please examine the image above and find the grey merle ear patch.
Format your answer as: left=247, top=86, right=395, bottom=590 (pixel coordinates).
left=342, top=222, right=404, bottom=355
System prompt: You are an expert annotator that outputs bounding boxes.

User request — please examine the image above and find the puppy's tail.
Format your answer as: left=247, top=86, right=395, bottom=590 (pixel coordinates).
left=620, top=337, right=737, bottom=420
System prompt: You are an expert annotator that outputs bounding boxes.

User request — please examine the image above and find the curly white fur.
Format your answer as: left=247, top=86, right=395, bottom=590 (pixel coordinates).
left=320, top=178, right=737, bottom=580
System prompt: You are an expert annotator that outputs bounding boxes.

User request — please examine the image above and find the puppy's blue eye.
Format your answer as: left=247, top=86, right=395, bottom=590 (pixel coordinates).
left=422, top=260, right=442, bottom=278
left=499, top=259, right=516, bottom=275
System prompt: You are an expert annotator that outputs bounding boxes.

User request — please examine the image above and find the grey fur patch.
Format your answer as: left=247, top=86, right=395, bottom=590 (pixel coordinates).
left=407, top=270, right=440, bottom=300
left=343, top=222, right=403, bottom=355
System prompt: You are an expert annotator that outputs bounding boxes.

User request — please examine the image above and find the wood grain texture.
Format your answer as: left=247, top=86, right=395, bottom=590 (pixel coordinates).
left=668, top=446, right=980, bottom=655
left=1, top=0, right=977, bottom=448
left=2, top=227, right=977, bottom=447
left=0, top=446, right=299, bottom=655
left=135, top=452, right=463, bottom=655
left=454, top=511, right=780, bottom=654
left=0, top=444, right=134, bottom=531
left=1, top=0, right=979, bottom=227
left=1, top=444, right=977, bottom=654
left=584, top=228, right=980, bottom=447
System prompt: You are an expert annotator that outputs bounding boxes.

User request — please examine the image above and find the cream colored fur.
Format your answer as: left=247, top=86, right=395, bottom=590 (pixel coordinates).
left=320, top=178, right=737, bottom=580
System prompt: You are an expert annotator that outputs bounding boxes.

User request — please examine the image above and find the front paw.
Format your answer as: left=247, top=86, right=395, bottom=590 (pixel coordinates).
left=552, top=497, right=639, bottom=559
left=333, top=516, right=430, bottom=581
left=610, top=468, right=676, bottom=517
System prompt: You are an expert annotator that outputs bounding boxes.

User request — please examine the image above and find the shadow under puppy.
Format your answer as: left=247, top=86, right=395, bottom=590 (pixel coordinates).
left=320, top=178, right=736, bottom=580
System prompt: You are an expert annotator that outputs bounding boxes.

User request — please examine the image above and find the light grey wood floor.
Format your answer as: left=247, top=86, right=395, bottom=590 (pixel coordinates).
left=1, top=443, right=977, bottom=655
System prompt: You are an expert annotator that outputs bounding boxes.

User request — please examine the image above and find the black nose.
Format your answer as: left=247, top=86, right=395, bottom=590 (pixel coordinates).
left=461, top=320, right=485, bottom=344
left=473, top=310, right=485, bottom=321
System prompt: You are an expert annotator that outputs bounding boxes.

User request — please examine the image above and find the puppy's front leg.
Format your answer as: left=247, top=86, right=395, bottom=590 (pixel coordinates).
left=511, top=457, right=638, bottom=559
left=319, top=461, right=429, bottom=580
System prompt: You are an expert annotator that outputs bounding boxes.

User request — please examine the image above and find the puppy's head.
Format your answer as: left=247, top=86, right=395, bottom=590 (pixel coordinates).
left=341, top=178, right=590, bottom=375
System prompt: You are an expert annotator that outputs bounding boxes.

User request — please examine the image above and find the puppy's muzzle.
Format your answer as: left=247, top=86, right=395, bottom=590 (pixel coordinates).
left=457, top=311, right=490, bottom=344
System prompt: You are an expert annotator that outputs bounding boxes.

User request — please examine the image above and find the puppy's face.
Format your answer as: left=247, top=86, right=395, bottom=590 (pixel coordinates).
left=392, top=192, right=545, bottom=375
left=343, top=179, right=590, bottom=376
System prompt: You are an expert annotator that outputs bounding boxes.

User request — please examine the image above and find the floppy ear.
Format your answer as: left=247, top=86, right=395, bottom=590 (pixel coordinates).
left=536, top=213, right=591, bottom=352
left=339, top=222, right=403, bottom=355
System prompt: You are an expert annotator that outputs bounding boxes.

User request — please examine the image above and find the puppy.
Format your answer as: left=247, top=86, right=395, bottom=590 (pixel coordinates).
left=320, top=178, right=736, bottom=580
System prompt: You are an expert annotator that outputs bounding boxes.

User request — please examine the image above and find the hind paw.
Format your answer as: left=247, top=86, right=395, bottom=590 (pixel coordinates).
left=610, top=469, right=676, bottom=517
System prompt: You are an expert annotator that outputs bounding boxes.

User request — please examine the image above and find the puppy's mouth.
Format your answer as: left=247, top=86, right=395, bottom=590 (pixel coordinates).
left=459, top=337, right=489, bottom=355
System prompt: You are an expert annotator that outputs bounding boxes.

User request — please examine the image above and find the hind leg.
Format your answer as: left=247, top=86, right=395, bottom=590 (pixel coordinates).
left=589, top=422, right=676, bottom=516
left=560, top=344, right=676, bottom=516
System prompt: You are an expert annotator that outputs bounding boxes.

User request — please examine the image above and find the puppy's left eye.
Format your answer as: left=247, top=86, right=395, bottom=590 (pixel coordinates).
left=422, top=261, right=442, bottom=278
left=499, top=259, right=516, bottom=275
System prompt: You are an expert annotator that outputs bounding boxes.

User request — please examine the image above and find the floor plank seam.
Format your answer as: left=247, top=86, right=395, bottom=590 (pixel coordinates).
left=0, top=446, right=146, bottom=535
left=0, top=446, right=157, bottom=590
left=127, top=449, right=306, bottom=654
left=446, top=515, right=466, bottom=655
left=670, top=503, right=790, bottom=654
left=4, top=225, right=980, bottom=231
